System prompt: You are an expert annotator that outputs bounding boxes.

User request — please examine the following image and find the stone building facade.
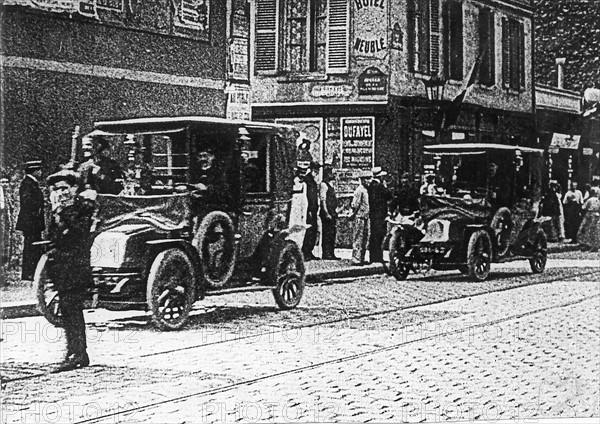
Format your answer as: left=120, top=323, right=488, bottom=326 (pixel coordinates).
left=0, top=0, right=231, bottom=174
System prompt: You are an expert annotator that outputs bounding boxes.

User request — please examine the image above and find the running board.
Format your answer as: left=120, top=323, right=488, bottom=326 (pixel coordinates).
left=204, top=285, right=274, bottom=296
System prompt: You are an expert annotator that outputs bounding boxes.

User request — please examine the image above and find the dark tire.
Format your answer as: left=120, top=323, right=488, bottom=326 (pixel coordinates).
left=529, top=230, right=547, bottom=274
left=35, top=254, right=65, bottom=327
left=389, top=232, right=410, bottom=281
left=270, top=240, right=305, bottom=310
left=193, top=211, right=236, bottom=288
left=147, top=248, right=196, bottom=330
left=490, top=207, right=513, bottom=257
left=467, top=230, right=492, bottom=281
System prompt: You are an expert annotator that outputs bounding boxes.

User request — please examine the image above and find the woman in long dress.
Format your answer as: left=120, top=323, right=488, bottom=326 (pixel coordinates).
left=288, top=167, right=308, bottom=248
left=577, top=187, right=600, bottom=252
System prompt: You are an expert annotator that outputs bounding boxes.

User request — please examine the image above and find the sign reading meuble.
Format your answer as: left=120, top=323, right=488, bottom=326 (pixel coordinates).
left=354, top=0, right=387, bottom=58
left=341, top=117, right=375, bottom=169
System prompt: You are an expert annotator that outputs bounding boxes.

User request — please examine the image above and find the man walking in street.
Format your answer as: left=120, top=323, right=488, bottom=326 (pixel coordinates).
left=319, top=165, right=339, bottom=260
left=367, top=167, right=391, bottom=263
left=302, top=161, right=321, bottom=261
left=46, top=169, right=96, bottom=372
left=351, top=171, right=371, bottom=265
left=16, top=160, right=45, bottom=282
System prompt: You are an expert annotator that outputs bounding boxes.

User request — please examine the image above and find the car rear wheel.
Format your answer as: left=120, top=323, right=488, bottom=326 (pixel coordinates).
left=193, top=211, right=236, bottom=289
left=389, top=232, right=410, bottom=281
left=467, top=230, right=492, bottom=281
left=270, top=240, right=305, bottom=310
left=147, top=248, right=196, bottom=330
left=35, top=254, right=65, bottom=327
left=529, top=230, right=547, bottom=274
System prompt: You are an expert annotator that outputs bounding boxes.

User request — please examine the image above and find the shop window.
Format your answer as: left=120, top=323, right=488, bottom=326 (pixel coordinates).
left=478, top=7, right=495, bottom=86
left=443, top=0, right=463, bottom=81
left=255, top=0, right=349, bottom=74
left=502, top=17, right=525, bottom=91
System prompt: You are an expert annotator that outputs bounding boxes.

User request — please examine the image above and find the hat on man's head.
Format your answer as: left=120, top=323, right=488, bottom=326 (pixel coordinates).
left=359, top=170, right=373, bottom=179
left=46, top=169, right=80, bottom=187
left=371, top=167, right=387, bottom=178
left=25, top=160, right=42, bottom=173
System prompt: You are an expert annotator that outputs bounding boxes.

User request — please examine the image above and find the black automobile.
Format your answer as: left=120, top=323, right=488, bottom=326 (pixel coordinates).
left=36, top=117, right=306, bottom=330
left=387, top=143, right=548, bottom=282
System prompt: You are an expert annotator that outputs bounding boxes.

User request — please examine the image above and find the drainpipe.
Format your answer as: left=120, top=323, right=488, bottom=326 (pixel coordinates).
left=555, top=58, right=566, bottom=89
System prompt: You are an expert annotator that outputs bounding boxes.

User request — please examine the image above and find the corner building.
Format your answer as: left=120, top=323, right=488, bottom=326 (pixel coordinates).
left=251, top=0, right=537, bottom=243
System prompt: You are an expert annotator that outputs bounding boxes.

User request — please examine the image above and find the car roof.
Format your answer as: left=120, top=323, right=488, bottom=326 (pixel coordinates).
left=94, top=116, right=293, bottom=133
left=424, top=143, right=544, bottom=154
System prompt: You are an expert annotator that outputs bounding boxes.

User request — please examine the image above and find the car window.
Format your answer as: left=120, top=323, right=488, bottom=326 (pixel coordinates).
left=242, top=132, right=269, bottom=194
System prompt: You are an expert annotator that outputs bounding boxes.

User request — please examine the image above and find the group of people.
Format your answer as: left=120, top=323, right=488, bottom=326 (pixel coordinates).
left=542, top=180, right=600, bottom=252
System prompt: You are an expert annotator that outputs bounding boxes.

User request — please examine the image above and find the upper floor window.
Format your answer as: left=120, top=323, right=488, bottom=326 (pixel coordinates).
left=502, top=17, right=525, bottom=91
left=255, top=0, right=349, bottom=75
left=478, top=7, right=495, bottom=86
left=443, top=0, right=463, bottom=81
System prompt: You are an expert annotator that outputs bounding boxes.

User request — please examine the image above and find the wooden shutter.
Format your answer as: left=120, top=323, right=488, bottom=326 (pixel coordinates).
left=501, top=17, right=510, bottom=88
left=448, top=1, right=463, bottom=80
left=327, top=0, right=350, bottom=74
left=478, top=8, right=495, bottom=86
left=518, top=21, right=525, bottom=90
left=407, top=0, right=416, bottom=71
left=430, top=0, right=441, bottom=75
left=255, top=0, right=278, bottom=72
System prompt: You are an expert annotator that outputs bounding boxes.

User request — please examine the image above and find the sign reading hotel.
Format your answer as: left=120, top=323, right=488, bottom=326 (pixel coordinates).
left=341, top=117, right=374, bottom=169
left=354, top=0, right=387, bottom=57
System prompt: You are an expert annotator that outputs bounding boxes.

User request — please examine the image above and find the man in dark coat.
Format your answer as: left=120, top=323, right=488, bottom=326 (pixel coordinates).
left=319, top=165, right=339, bottom=260
left=16, top=160, right=45, bottom=281
left=367, top=167, right=391, bottom=263
left=302, top=161, right=321, bottom=260
left=46, top=170, right=96, bottom=372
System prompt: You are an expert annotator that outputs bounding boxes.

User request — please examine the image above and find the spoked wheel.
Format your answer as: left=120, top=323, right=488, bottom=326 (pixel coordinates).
left=490, top=208, right=513, bottom=257
left=147, top=248, right=197, bottom=330
left=35, top=254, right=65, bottom=327
left=467, top=230, right=492, bottom=281
left=270, top=240, right=305, bottom=310
left=193, top=211, right=236, bottom=289
left=529, top=230, right=548, bottom=274
left=388, top=232, right=410, bottom=281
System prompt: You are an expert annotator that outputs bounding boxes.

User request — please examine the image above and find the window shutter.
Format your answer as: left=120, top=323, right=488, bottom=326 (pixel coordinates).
left=430, top=0, right=441, bottom=75
left=255, top=0, right=278, bottom=72
left=519, top=21, right=525, bottom=90
left=501, top=17, right=509, bottom=88
left=327, top=0, right=350, bottom=74
left=478, top=8, right=495, bottom=86
left=408, top=0, right=416, bottom=71
left=450, top=1, right=463, bottom=80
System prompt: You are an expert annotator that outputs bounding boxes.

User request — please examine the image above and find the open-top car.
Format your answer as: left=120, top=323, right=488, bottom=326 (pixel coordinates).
left=36, top=116, right=306, bottom=330
left=387, top=143, right=548, bottom=281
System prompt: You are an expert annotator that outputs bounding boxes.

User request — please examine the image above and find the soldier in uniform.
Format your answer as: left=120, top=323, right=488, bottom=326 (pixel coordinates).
left=46, top=170, right=96, bottom=372
left=16, top=160, right=45, bottom=281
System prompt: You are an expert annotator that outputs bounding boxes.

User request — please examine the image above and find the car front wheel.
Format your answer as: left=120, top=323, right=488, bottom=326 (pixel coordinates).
left=388, top=232, right=410, bottom=281
left=35, top=254, right=65, bottom=327
left=147, top=248, right=197, bottom=330
left=529, top=230, right=547, bottom=274
left=467, top=230, right=492, bottom=281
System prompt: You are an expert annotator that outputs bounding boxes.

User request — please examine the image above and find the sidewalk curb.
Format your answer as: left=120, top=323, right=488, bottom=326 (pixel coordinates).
left=0, top=243, right=583, bottom=320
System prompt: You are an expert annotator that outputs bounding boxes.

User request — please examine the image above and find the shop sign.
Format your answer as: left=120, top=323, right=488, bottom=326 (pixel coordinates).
left=341, top=117, right=374, bottom=169
left=550, top=133, right=580, bottom=150
left=2, top=0, right=99, bottom=18
left=358, top=67, right=387, bottom=95
left=311, top=84, right=353, bottom=98
left=225, top=84, right=251, bottom=121
left=354, top=0, right=387, bottom=58
left=583, top=147, right=594, bottom=156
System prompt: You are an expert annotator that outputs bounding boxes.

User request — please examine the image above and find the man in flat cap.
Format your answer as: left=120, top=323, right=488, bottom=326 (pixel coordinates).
left=16, top=160, right=45, bottom=282
left=46, top=169, right=96, bottom=372
left=367, top=167, right=391, bottom=263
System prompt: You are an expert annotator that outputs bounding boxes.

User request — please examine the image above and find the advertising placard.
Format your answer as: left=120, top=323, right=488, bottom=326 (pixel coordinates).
left=341, top=117, right=374, bottom=169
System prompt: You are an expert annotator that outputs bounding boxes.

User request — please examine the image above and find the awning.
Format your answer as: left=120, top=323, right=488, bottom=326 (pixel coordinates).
left=550, top=133, right=580, bottom=150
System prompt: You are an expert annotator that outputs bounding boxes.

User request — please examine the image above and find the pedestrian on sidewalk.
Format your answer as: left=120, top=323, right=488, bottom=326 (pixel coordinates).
left=367, top=167, right=391, bottom=263
left=563, top=181, right=583, bottom=243
left=350, top=171, right=371, bottom=265
left=577, top=187, right=600, bottom=252
left=46, top=169, right=97, bottom=372
left=541, top=182, right=562, bottom=242
left=0, top=173, right=14, bottom=286
left=319, top=165, right=339, bottom=260
left=302, top=161, right=321, bottom=261
left=16, top=160, right=45, bottom=282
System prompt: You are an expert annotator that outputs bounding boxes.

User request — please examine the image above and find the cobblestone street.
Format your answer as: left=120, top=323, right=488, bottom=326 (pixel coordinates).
left=1, top=261, right=599, bottom=423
